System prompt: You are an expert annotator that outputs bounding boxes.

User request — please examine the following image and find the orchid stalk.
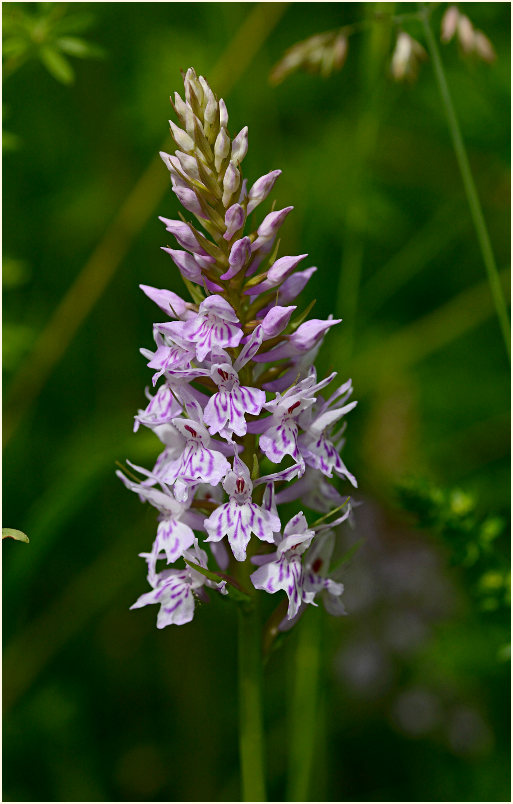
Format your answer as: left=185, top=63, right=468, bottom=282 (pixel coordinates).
left=119, top=67, right=357, bottom=801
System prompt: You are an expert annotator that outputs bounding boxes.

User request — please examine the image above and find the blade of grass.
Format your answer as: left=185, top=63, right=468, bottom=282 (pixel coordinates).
left=362, top=201, right=466, bottom=317
left=419, top=3, right=510, bottom=359
left=356, top=268, right=510, bottom=390
left=3, top=2, right=290, bottom=446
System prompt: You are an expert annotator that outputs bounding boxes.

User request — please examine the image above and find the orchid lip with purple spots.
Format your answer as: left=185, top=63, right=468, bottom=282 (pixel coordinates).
left=204, top=460, right=281, bottom=561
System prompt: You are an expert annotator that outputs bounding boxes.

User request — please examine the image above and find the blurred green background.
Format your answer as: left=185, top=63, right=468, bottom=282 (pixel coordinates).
left=3, top=2, right=510, bottom=801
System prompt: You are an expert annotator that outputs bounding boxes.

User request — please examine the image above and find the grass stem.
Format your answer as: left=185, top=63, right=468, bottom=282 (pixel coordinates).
left=420, top=4, right=510, bottom=359
left=286, top=609, right=321, bottom=802
left=237, top=603, right=267, bottom=802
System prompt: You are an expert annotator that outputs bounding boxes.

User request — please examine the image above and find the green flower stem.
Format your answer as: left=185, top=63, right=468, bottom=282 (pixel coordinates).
left=420, top=4, right=510, bottom=359
left=286, top=609, right=322, bottom=802
left=237, top=602, right=267, bottom=802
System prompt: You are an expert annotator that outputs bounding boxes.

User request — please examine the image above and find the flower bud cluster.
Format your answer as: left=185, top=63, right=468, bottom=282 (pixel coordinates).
left=119, top=68, right=357, bottom=629
left=270, top=30, right=348, bottom=85
left=390, top=32, right=427, bottom=83
left=441, top=5, right=496, bottom=63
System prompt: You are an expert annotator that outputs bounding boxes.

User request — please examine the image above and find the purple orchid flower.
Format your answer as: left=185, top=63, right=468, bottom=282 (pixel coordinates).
left=204, top=459, right=280, bottom=561
left=155, top=418, right=231, bottom=502
left=131, top=540, right=223, bottom=628
left=203, top=363, right=266, bottom=439
left=134, top=383, right=183, bottom=432
left=182, top=295, right=243, bottom=361
left=258, top=371, right=336, bottom=467
left=250, top=512, right=315, bottom=619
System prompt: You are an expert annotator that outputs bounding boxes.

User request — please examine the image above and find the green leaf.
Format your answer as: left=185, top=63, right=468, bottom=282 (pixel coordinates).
left=56, top=37, right=105, bottom=59
left=182, top=277, right=204, bottom=305
left=39, top=45, right=74, bottom=84
left=330, top=538, right=365, bottom=572
left=2, top=528, right=29, bottom=543
left=289, top=298, right=317, bottom=331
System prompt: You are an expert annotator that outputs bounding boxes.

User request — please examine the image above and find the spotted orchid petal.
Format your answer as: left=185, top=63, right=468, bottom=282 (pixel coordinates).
left=134, top=384, right=182, bottom=432
left=204, top=460, right=280, bottom=561
left=183, top=295, right=243, bottom=361
left=203, top=363, right=265, bottom=438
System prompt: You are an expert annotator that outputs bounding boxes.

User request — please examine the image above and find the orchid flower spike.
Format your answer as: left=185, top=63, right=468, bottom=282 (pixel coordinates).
left=120, top=67, right=358, bottom=628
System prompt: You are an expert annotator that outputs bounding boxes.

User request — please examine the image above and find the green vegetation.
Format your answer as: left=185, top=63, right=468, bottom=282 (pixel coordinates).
left=3, top=3, right=509, bottom=801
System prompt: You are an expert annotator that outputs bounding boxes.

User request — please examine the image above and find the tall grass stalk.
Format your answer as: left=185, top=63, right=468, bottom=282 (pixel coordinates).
left=237, top=603, right=267, bottom=802
left=420, top=4, right=510, bottom=359
left=286, top=609, right=322, bottom=801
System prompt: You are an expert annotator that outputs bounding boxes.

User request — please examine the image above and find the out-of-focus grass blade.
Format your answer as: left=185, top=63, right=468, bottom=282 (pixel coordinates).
left=356, top=268, right=510, bottom=391
left=362, top=202, right=466, bottom=317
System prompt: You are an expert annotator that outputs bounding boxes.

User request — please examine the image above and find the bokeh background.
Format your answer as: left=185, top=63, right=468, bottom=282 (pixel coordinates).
left=3, top=2, right=510, bottom=801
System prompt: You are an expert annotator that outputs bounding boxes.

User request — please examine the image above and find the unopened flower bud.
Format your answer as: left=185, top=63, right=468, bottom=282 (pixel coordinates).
left=219, top=98, right=228, bottom=128
left=221, top=236, right=252, bottom=279
left=222, top=162, right=240, bottom=207
left=184, top=67, right=204, bottom=112
left=231, top=126, right=249, bottom=166
left=199, top=76, right=218, bottom=125
left=268, top=254, right=308, bottom=285
left=457, top=15, right=475, bottom=53
left=194, top=253, right=216, bottom=271
left=169, top=120, right=195, bottom=152
left=169, top=166, right=189, bottom=191
left=159, top=217, right=204, bottom=254
left=441, top=5, right=460, bottom=42
left=247, top=170, right=282, bottom=215
left=257, top=206, right=294, bottom=239
left=139, top=284, right=189, bottom=318
left=246, top=254, right=308, bottom=297
left=474, top=30, right=496, bottom=63
left=172, top=186, right=207, bottom=219
left=172, top=92, right=189, bottom=123
left=159, top=150, right=178, bottom=173
left=261, top=305, right=296, bottom=338
left=214, top=126, right=231, bottom=172
left=175, top=150, right=201, bottom=182
left=161, top=247, right=203, bottom=283
left=224, top=203, right=245, bottom=240
left=333, top=33, right=348, bottom=70
left=391, top=32, right=426, bottom=82
left=204, top=91, right=218, bottom=127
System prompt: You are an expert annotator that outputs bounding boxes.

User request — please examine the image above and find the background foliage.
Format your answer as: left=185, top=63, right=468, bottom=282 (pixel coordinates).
left=3, top=2, right=510, bottom=801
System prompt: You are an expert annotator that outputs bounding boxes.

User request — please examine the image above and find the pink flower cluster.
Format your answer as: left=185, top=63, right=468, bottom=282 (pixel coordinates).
left=119, top=68, right=357, bottom=628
